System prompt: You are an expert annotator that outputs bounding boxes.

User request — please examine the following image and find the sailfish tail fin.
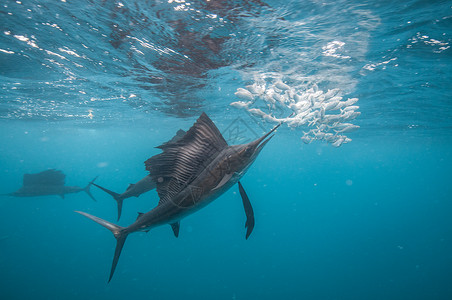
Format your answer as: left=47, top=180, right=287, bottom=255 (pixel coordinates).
left=75, top=211, right=128, bottom=283
left=91, top=182, right=123, bottom=221
left=84, top=177, right=98, bottom=202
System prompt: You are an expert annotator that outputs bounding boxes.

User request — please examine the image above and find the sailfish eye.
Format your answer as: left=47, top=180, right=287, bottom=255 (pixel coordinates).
left=245, top=147, right=253, bottom=156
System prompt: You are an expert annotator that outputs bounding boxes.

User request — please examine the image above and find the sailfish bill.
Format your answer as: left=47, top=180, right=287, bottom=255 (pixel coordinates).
left=76, top=112, right=281, bottom=282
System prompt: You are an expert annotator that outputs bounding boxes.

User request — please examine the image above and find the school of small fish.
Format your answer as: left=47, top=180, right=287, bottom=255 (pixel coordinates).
left=230, top=77, right=360, bottom=147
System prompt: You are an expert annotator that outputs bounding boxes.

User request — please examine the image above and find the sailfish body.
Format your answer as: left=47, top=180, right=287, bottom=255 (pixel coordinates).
left=3, top=169, right=97, bottom=201
left=76, top=112, right=280, bottom=281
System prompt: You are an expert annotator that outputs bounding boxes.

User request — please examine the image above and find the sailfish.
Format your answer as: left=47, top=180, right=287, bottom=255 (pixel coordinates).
left=2, top=169, right=97, bottom=201
left=76, top=112, right=280, bottom=282
left=91, top=130, right=186, bottom=221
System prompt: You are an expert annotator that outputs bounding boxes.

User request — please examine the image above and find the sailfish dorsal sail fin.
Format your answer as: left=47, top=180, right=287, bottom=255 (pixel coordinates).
left=23, top=169, right=66, bottom=186
left=145, top=113, right=228, bottom=204
left=156, top=129, right=186, bottom=149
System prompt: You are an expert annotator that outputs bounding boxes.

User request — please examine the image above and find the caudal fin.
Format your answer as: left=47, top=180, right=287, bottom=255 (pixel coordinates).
left=84, top=177, right=98, bottom=202
left=91, top=183, right=124, bottom=221
left=75, top=211, right=128, bottom=282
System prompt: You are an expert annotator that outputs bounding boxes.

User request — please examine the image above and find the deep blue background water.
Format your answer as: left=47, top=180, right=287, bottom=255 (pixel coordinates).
left=1, top=1, right=451, bottom=299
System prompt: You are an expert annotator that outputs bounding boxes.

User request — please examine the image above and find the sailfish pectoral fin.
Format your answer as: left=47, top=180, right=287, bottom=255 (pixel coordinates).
left=212, top=173, right=233, bottom=191
left=238, top=181, right=255, bottom=240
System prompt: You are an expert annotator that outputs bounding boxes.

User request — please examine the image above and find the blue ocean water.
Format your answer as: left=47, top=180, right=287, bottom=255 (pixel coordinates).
left=1, top=0, right=451, bottom=299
